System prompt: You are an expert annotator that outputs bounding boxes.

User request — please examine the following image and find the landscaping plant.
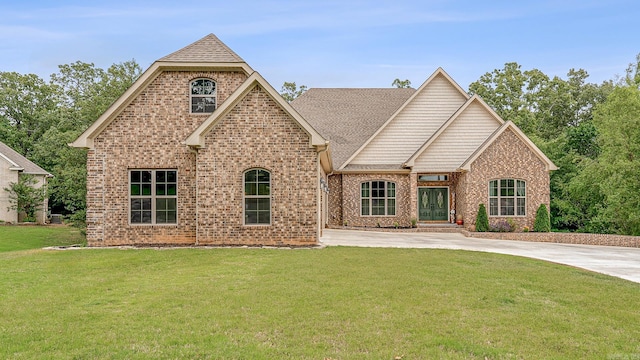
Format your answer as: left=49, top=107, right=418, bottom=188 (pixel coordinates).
left=475, top=203, right=489, bottom=232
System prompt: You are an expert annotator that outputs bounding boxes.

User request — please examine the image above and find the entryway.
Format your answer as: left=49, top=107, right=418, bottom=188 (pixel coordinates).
left=418, top=187, right=449, bottom=221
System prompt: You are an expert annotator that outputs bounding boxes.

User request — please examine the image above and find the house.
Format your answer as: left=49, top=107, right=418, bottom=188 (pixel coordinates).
left=292, top=71, right=557, bottom=230
left=72, top=34, right=556, bottom=246
left=0, top=141, right=51, bottom=224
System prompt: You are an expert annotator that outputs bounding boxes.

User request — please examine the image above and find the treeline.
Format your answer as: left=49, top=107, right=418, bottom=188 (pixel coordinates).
left=0, top=61, right=142, bottom=223
left=2, top=56, right=640, bottom=235
left=470, top=54, right=640, bottom=235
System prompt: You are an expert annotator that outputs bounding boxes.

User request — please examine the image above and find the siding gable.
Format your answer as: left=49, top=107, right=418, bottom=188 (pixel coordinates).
left=348, top=72, right=467, bottom=166
left=411, top=99, right=502, bottom=172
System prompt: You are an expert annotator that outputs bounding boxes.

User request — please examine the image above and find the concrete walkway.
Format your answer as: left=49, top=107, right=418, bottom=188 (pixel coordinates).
left=320, top=229, right=640, bottom=284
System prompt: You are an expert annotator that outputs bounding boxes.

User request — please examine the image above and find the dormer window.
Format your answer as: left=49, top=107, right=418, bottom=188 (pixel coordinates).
left=190, top=79, right=216, bottom=113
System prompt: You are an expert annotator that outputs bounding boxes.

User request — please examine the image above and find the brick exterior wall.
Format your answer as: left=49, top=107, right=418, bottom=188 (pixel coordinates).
left=195, top=85, right=319, bottom=246
left=338, top=173, right=412, bottom=228
left=86, top=70, right=248, bottom=246
left=328, top=174, right=343, bottom=226
left=457, top=128, right=551, bottom=231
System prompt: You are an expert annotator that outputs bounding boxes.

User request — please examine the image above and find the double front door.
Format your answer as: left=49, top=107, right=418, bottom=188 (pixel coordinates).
left=418, top=187, right=449, bottom=221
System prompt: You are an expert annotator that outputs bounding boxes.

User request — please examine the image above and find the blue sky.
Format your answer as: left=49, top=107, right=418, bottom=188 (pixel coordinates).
left=1, top=0, right=638, bottom=90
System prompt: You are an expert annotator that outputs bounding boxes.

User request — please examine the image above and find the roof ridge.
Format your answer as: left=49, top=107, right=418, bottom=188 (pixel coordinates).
left=158, top=33, right=245, bottom=63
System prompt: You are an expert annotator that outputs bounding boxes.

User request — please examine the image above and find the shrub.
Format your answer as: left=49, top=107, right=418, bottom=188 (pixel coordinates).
left=489, top=219, right=515, bottom=232
left=475, top=204, right=489, bottom=232
left=4, top=174, right=46, bottom=223
left=534, top=204, right=551, bottom=232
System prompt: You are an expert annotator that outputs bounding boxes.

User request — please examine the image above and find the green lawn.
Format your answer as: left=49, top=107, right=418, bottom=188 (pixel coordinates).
left=0, top=225, right=85, bottom=252
left=1, top=228, right=639, bottom=359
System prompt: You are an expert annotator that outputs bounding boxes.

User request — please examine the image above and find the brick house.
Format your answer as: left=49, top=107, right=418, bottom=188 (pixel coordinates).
left=72, top=34, right=556, bottom=246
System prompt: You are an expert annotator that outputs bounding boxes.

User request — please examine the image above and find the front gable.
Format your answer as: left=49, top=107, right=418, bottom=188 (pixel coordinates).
left=344, top=68, right=469, bottom=168
left=407, top=96, right=503, bottom=171
left=460, top=121, right=558, bottom=172
left=185, top=72, right=330, bottom=170
left=71, top=34, right=254, bottom=149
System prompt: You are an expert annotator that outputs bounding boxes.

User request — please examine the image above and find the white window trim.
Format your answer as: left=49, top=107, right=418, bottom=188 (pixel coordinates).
left=128, top=169, right=178, bottom=226
left=243, top=168, right=272, bottom=226
left=360, top=180, right=397, bottom=217
left=488, top=179, right=526, bottom=217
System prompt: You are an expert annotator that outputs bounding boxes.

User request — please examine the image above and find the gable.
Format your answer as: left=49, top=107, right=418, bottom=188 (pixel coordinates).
left=460, top=121, right=558, bottom=172
left=411, top=101, right=501, bottom=171
left=347, top=71, right=468, bottom=167
left=186, top=72, right=326, bottom=149
left=291, top=88, right=414, bottom=168
left=71, top=34, right=253, bottom=149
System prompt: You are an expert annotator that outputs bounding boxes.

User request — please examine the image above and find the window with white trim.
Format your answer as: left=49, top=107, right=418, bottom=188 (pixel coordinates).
left=489, top=179, right=526, bottom=216
left=130, top=170, right=177, bottom=224
left=244, top=169, right=271, bottom=225
left=190, top=78, right=216, bottom=113
left=361, top=181, right=396, bottom=216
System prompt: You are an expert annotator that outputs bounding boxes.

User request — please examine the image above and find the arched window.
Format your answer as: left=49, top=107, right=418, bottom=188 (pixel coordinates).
left=244, top=169, right=271, bottom=225
left=190, top=78, right=216, bottom=113
left=361, top=181, right=396, bottom=216
left=489, top=179, right=526, bottom=216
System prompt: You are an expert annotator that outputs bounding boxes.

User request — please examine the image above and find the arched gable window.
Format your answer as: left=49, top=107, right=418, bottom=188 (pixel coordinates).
left=489, top=179, right=526, bottom=216
left=244, top=169, right=271, bottom=225
left=190, top=78, right=217, bottom=113
left=361, top=180, right=396, bottom=216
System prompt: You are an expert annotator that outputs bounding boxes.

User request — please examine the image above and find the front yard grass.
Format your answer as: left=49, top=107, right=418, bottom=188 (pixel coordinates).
left=1, top=241, right=639, bottom=359
left=0, top=225, right=85, bottom=252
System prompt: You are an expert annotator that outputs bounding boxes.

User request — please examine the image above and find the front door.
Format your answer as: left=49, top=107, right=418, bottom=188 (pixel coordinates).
left=418, top=188, right=449, bottom=221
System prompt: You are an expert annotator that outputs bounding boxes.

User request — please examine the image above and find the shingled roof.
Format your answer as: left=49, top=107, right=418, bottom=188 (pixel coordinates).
left=158, top=33, right=245, bottom=63
left=291, top=88, right=415, bottom=168
left=0, top=141, right=51, bottom=175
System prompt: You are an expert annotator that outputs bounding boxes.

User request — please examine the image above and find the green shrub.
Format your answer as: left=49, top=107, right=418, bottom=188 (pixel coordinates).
left=475, top=203, right=489, bottom=232
left=534, top=204, right=551, bottom=232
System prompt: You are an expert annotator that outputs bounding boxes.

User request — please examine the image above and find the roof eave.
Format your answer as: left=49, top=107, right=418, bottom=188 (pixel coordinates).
left=339, top=68, right=470, bottom=170
left=185, top=72, right=327, bottom=149
left=335, top=168, right=412, bottom=174
left=459, top=121, right=558, bottom=172
left=70, top=61, right=254, bottom=149
left=404, top=94, right=504, bottom=167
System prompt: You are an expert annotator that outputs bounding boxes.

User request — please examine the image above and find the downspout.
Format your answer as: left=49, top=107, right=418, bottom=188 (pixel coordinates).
left=187, top=145, right=199, bottom=245
left=317, top=141, right=330, bottom=242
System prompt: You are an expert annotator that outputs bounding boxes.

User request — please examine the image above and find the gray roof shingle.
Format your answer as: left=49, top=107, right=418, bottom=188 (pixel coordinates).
left=158, top=34, right=245, bottom=63
left=0, top=141, right=51, bottom=175
left=291, top=88, right=415, bottom=168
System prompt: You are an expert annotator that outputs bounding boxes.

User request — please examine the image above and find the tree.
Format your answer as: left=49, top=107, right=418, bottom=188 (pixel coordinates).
left=475, top=204, right=489, bottom=232
left=533, top=204, right=551, bottom=232
left=0, top=72, right=59, bottom=157
left=280, top=82, right=307, bottom=102
left=33, top=60, right=142, bottom=222
left=586, top=84, right=640, bottom=235
left=392, top=78, right=411, bottom=88
left=4, top=174, right=46, bottom=223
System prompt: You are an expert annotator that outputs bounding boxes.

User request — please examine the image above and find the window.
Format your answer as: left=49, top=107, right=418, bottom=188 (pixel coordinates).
left=190, top=78, right=216, bottom=113
left=244, top=169, right=271, bottom=225
left=361, top=181, right=396, bottom=216
left=418, top=174, right=448, bottom=181
left=130, top=170, right=177, bottom=224
left=489, top=179, right=526, bottom=216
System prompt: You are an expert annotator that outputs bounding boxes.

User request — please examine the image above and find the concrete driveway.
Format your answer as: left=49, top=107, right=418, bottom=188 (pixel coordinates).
left=320, top=229, right=640, bottom=284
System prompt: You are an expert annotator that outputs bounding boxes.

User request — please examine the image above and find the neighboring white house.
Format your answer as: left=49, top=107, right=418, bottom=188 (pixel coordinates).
left=0, top=141, right=51, bottom=224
